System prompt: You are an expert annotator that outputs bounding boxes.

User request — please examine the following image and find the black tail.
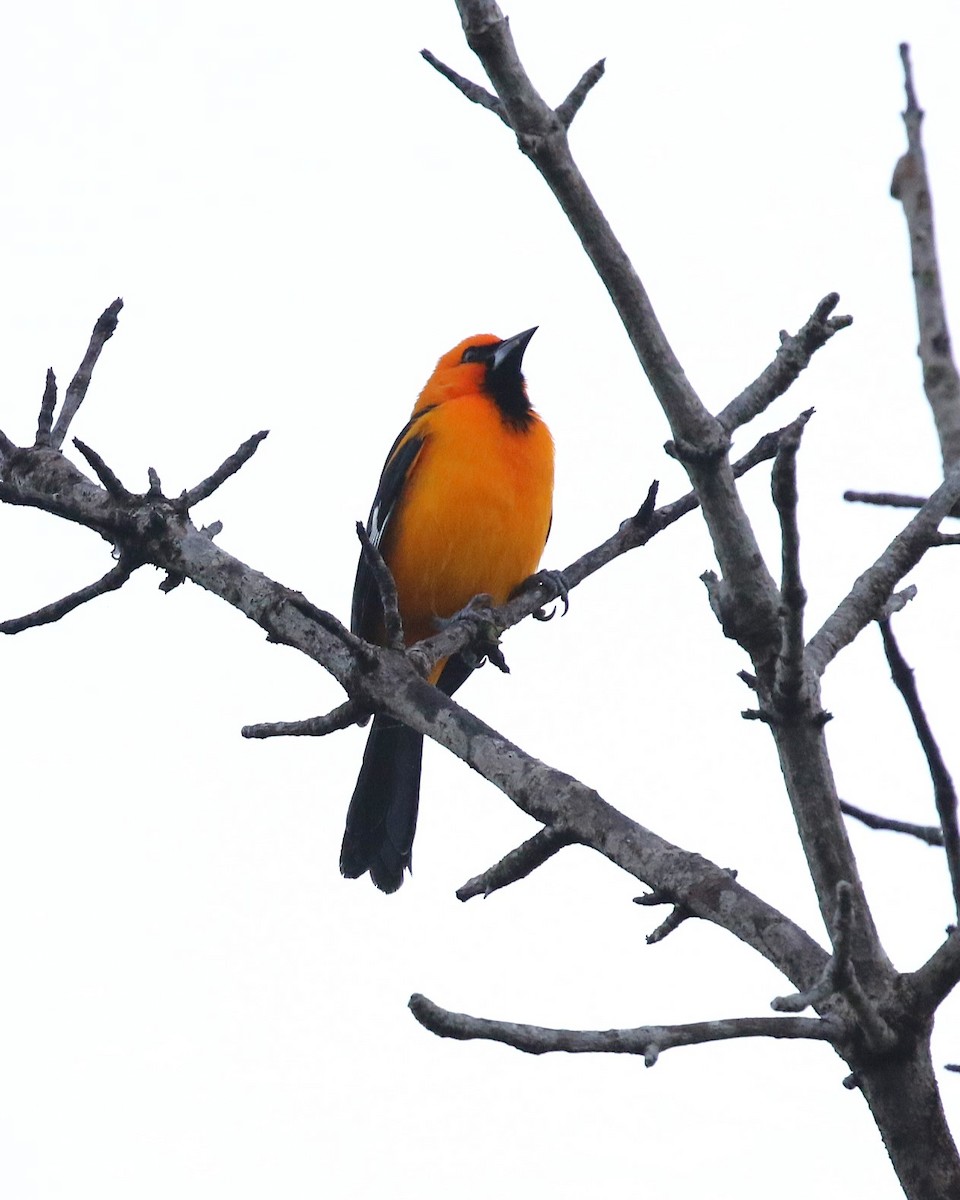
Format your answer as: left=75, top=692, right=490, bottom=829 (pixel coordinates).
left=340, top=714, right=424, bottom=893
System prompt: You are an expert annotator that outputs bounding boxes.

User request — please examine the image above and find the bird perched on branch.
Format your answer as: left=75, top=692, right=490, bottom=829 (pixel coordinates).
left=340, top=328, right=554, bottom=892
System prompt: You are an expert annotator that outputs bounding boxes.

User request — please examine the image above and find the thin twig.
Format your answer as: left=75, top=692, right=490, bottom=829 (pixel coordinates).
left=35, top=369, right=57, bottom=447
left=72, top=438, right=135, bottom=501
left=844, top=490, right=930, bottom=510
left=457, top=826, right=578, bottom=900
left=771, top=411, right=812, bottom=711
left=632, top=886, right=674, bottom=908
left=242, top=699, right=367, bottom=739
left=807, top=465, right=960, bottom=674
left=880, top=585, right=918, bottom=619
left=719, top=295, right=852, bottom=433
left=635, top=870, right=737, bottom=944
left=840, top=799, right=943, bottom=847
left=409, top=994, right=836, bottom=1063
left=891, top=43, right=960, bottom=473
left=555, top=59, right=605, bottom=128
left=419, top=49, right=508, bottom=124
left=646, top=906, right=689, bottom=944
left=178, top=430, right=270, bottom=509
left=633, top=882, right=692, bottom=943
left=0, top=557, right=137, bottom=634
left=49, top=298, right=123, bottom=449
left=879, top=617, right=960, bottom=916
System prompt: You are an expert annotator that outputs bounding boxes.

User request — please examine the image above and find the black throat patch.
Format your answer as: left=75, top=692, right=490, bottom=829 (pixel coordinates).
left=486, top=364, right=533, bottom=430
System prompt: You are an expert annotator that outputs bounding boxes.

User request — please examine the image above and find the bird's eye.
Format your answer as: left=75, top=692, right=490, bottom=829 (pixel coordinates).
left=461, top=346, right=482, bottom=364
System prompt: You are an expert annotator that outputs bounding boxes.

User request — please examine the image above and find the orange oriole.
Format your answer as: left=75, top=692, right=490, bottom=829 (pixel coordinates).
left=340, top=328, right=554, bottom=892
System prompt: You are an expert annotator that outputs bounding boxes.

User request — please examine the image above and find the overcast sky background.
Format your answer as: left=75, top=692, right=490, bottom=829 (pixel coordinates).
left=1, top=2, right=959, bottom=1197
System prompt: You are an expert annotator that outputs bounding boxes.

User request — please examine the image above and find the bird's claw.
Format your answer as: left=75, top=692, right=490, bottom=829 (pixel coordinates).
left=531, top=569, right=570, bottom=621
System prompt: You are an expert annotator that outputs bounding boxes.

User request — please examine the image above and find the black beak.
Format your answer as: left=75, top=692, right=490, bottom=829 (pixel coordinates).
left=491, top=326, right=538, bottom=377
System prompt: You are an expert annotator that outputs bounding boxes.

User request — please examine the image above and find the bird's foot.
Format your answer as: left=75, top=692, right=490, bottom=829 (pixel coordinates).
left=528, top=569, right=570, bottom=621
left=435, top=595, right=509, bottom=673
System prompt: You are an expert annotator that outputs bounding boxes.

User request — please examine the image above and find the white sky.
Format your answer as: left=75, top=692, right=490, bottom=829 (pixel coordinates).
left=1, top=1, right=959, bottom=1197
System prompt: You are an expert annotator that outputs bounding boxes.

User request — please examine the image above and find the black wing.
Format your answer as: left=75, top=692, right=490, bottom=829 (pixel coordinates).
left=350, top=410, right=433, bottom=640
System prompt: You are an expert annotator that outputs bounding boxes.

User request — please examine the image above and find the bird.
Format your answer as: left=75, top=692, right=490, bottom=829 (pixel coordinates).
left=340, top=328, right=554, bottom=892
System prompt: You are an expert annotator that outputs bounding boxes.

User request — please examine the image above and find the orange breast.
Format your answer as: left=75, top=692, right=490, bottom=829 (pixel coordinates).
left=381, top=393, right=554, bottom=653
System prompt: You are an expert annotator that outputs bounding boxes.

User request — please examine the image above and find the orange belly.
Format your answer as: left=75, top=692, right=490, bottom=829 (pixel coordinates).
left=381, top=392, right=554, bottom=655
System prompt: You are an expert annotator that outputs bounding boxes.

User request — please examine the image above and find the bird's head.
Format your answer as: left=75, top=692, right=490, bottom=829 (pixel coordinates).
left=415, top=328, right=538, bottom=424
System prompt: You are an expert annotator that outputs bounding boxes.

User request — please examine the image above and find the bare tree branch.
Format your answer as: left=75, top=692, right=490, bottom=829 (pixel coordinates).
left=446, top=1, right=793, bottom=666
left=2, top=14, right=958, bottom=1193
left=774, top=881, right=857, bottom=1013
left=49, top=298, right=123, bottom=450
left=646, top=905, right=690, bottom=945
left=436, top=12, right=880, bottom=980
left=177, top=430, right=270, bottom=510
left=408, top=993, right=837, bottom=1063
left=35, top=368, right=57, bottom=447
left=719, top=294, right=851, bottom=433
left=282, top=591, right=374, bottom=665
left=429, top=4, right=887, bottom=984
left=1, top=412, right=834, bottom=991
left=905, top=930, right=960, bottom=1018
left=448, top=1, right=711, bottom=446
left=457, top=826, right=577, bottom=900
left=631, top=871, right=729, bottom=945
left=807, top=466, right=960, bottom=675
left=773, top=882, right=897, bottom=1055
left=881, top=585, right=918, bottom=619
left=771, top=411, right=812, bottom=711
left=844, top=490, right=930, bottom=510
left=555, top=59, right=605, bottom=128
left=840, top=800, right=943, bottom=847
left=241, top=699, right=367, bottom=740
left=419, top=49, right=508, bottom=123
left=0, top=556, right=138, bottom=634
left=73, top=437, right=136, bottom=502
left=879, top=617, right=960, bottom=917
left=891, top=44, right=960, bottom=473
